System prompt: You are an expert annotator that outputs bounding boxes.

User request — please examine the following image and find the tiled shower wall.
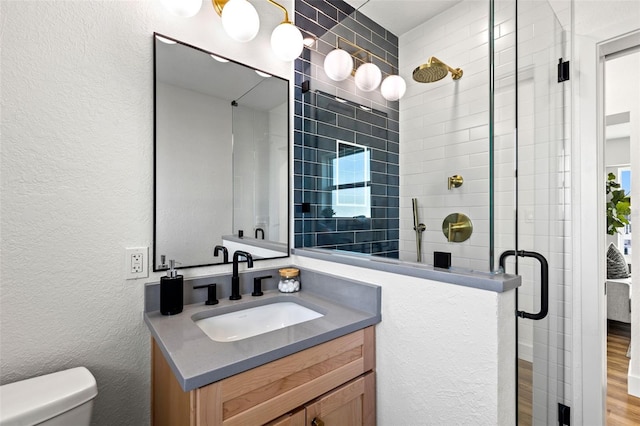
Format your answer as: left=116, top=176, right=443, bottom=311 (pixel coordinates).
left=399, top=0, right=572, bottom=422
left=398, top=1, right=492, bottom=270
left=293, top=0, right=400, bottom=257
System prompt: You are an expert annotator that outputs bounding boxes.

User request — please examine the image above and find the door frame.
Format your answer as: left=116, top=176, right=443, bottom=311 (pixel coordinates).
left=575, top=29, right=640, bottom=425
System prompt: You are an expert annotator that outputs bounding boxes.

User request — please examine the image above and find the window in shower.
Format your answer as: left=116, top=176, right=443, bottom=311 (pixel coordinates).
left=331, top=141, right=371, bottom=218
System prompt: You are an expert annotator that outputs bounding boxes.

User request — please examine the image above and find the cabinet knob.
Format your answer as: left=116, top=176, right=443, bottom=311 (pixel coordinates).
left=311, top=418, right=324, bottom=426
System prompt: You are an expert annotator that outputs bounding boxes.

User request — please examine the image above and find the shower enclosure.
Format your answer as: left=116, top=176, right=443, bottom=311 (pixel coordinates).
left=293, top=0, right=571, bottom=422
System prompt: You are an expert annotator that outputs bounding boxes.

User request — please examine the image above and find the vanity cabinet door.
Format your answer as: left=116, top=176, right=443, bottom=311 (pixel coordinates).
left=305, top=372, right=375, bottom=426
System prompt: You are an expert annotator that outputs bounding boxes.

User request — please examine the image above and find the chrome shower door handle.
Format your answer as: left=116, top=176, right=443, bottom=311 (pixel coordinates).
left=499, top=250, right=549, bottom=320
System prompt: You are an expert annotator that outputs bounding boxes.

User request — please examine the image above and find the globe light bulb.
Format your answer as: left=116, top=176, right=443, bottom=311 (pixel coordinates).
left=354, top=63, right=382, bottom=92
left=323, top=49, right=353, bottom=81
left=271, top=22, right=304, bottom=61
left=221, top=0, right=260, bottom=43
left=380, top=75, right=407, bottom=101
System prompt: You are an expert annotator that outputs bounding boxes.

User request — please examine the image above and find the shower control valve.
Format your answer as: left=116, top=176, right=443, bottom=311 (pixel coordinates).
left=448, top=175, right=464, bottom=190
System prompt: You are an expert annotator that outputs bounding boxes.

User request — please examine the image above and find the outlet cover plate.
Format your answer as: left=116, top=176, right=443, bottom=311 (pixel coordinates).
left=125, top=247, right=148, bottom=280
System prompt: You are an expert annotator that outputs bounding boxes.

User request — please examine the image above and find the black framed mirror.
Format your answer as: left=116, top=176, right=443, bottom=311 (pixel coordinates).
left=153, top=34, right=290, bottom=270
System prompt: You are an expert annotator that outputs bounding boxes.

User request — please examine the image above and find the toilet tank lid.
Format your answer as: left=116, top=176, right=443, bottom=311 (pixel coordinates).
left=0, top=367, right=97, bottom=426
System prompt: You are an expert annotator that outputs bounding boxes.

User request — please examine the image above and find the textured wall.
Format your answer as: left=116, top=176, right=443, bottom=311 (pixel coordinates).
left=0, top=1, right=291, bottom=425
left=295, top=255, right=516, bottom=425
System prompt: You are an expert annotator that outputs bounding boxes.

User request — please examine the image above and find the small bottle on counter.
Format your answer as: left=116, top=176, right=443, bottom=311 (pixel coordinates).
left=278, top=268, right=301, bottom=293
left=160, top=259, right=183, bottom=315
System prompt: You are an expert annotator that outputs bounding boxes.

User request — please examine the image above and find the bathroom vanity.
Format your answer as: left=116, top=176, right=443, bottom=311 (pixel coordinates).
left=145, top=268, right=381, bottom=426
left=152, top=327, right=375, bottom=426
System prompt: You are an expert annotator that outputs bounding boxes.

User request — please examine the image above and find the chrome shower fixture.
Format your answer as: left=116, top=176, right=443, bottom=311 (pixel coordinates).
left=413, top=57, right=463, bottom=83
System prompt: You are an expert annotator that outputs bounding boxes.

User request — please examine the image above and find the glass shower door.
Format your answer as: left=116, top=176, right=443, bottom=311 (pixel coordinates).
left=492, top=0, right=570, bottom=423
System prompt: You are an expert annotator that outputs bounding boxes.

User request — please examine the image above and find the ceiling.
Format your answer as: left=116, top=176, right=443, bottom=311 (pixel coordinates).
left=344, top=0, right=463, bottom=36
left=155, top=37, right=287, bottom=112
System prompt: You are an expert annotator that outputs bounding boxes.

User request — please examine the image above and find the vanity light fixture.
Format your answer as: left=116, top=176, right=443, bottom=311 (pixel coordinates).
left=302, top=35, right=317, bottom=49
left=323, top=37, right=407, bottom=101
left=255, top=70, right=272, bottom=78
left=160, top=0, right=203, bottom=18
left=211, top=0, right=303, bottom=61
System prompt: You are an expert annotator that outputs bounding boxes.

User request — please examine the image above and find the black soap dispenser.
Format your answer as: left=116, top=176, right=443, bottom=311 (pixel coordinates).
left=160, top=259, right=183, bottom=315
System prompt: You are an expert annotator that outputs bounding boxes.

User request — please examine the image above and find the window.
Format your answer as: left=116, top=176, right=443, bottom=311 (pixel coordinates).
left=331, top=141, right=371, bottom=218
left=618, top=166, right=632, bottom=257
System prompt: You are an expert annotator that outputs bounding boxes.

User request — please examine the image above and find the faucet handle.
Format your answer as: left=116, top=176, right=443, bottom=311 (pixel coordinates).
left=194, top=283, right=219, bottom=305
left=252, top=275, right=272, bottom=297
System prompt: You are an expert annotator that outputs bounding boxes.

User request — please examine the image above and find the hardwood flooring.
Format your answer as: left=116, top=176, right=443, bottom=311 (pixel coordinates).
left=517, top=321, right=640, bottom=425
left=518, top=359, right=532, bottom=426
left=607, top=320, right=640, bottom=425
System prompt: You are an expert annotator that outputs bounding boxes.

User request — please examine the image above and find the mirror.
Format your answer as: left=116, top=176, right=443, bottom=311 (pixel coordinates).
left=154, top=34, right=289, bottom=270
left=296, top=91, right=399, bottom=257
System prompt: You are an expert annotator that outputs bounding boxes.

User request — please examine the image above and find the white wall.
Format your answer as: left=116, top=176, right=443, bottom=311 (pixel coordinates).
left=156, top=82, right=233, bottom=266
left=399, top=0, right=491, bottom=271
left=269, top=102, right=289, bottom=243
left=0, top=2, right=291, bottom=425
left=294, top=256, right=516, bottom=426
left=233, top=104, right=269, bottom=236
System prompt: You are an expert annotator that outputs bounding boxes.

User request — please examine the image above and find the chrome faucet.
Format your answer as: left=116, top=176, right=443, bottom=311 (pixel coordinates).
left=214, top=245, right=228, bottom=263
left=230, top=250, right=253, bottom=300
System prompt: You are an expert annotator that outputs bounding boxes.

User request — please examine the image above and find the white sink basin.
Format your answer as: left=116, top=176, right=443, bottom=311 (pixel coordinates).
left=194, top=302, right=324, bottom=342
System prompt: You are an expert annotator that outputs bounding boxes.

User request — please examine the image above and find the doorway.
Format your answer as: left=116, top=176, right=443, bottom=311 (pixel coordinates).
left=603, top=45, right=640, bottom=424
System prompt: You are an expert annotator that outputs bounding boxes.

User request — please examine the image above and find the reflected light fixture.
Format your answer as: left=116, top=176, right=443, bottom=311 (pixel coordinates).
left=324, top=37, right=407, bottom=101
left=211, top=0, right=303, bottom=61
left=380, top=74, right=407, bottom=101
left=354, top=63, right=382, bottom=92
left=324, top=49, right=353, bottom=81
left=156, top=35, right=177, bottom=45
left=255, top=70, right=272, bottom=78
left=210, top=54, right=230, bottom=62
left=160, top=0, right=203, bottom=17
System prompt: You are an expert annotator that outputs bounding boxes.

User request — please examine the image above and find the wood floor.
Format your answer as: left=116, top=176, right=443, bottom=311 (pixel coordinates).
left=518, top=358, right=532, bottom=426
left=517, top=321, right=640, bottom=426
left=607, top=320, right=640, bottom=425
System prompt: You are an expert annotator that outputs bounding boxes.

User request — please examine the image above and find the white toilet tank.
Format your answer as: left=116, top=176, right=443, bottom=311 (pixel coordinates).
left=0, top=367, right=97, bottom=426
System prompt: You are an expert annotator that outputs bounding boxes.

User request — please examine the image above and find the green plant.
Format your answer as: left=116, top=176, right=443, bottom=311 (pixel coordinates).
left=606, top=172, right=631, bottom=235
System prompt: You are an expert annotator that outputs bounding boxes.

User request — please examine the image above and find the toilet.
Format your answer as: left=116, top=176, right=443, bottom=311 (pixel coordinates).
left=0, top=367, right=97, bottom=426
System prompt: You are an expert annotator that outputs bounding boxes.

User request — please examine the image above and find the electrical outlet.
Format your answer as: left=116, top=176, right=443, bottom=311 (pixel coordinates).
left=125, top=247, right=148, bottom=280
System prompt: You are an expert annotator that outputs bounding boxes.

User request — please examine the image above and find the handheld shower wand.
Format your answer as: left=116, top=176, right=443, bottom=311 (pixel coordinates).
left=412, top=198, right=426, bottom=262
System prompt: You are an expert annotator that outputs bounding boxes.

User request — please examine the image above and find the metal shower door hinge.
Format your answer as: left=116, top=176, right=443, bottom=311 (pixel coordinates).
left=558, top=403, right=571, bottom=425
left=558, top=58, right=570, bottom=82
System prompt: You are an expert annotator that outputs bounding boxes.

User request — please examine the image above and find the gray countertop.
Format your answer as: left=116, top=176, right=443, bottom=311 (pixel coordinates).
left=145, top=267, right=381, bottom=391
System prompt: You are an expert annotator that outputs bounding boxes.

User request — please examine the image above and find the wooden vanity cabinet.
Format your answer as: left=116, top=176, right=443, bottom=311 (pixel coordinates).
left=151, top=326, right=375, bottom=426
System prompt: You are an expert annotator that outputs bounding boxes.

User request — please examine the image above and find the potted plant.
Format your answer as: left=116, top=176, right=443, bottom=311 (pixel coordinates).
left=606, top=172, right=631, bottom=235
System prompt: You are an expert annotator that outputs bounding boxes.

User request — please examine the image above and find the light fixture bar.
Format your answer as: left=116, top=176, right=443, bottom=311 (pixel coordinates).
left=211, top=0, right=228, bottom=16
left=265, top=0, right=290, bottom=23
left=337, top=37, right=398, bottom=75
left=213, top=0, right=290, bottom=23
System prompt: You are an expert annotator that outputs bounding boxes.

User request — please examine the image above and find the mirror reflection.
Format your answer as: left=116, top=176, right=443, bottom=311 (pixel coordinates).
left=154, top=34, right=289, bottom=270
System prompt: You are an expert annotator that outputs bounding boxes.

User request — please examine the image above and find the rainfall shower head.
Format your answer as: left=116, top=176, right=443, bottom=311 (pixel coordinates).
left=412, top=57, right=463, bottom=83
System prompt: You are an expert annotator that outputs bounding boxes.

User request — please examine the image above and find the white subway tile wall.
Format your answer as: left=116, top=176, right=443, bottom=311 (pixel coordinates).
left=399, top=0, right=571, bottom=422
